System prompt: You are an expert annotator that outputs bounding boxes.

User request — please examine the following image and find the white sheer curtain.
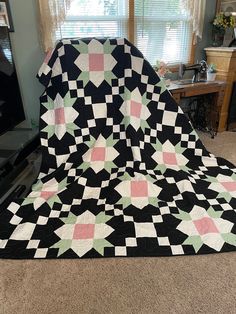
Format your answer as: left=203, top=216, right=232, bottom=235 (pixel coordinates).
left=37, top=0, right=72, bottom=52
left=181, top=0, right=206, bottom=44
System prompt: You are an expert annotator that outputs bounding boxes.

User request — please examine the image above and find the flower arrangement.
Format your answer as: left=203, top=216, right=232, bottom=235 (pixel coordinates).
left=213, top=12, right=235, bottom=29
left=153, top=60, right=171, bottom=78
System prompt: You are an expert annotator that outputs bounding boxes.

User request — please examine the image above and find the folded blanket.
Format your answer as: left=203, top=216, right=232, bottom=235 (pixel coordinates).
left=0, top=38, right=235, bottom=259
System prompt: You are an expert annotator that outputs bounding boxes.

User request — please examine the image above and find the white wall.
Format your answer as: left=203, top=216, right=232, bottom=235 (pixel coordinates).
left=9, top=0, right=45, bottom=128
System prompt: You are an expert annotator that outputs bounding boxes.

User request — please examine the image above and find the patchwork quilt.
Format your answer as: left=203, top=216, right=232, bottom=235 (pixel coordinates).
left=0, top=38, right=236, bottom=259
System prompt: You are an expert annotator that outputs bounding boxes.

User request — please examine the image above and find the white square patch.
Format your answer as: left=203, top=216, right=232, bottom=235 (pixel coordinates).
left=69, top=145, right=77, bottom=153
left=162, top=111, right=177, bottom=126
left=125, top=44, right=131, bottom=53
left=171, top=245, right=184, bottom=255
left=37, top=216, right=48, bottom=225
left=115, top=246, right=127, bottom=256
left=83, top=186, right=101, bottom=200
left=92, top=103, right=107, bottom=119
left=62, top=72, right=68, bottom=82
left=125, top=69, right=132, bottom=77
left=105, top=95, right=113, bottom=103
left=187, top=142, right=195, bottom=149
left=10, top=215, right=23, bottom=225
left=106, top=117, right=113, bottom=125
left=0, top=240, right=7, bottom=249
left=27, top=240, right=40, bottom=249
left=8, top=202, right=20, bottom=214
left=118, top=78, right=125, bottom=86
left=181, top=134, right=189, bottom=141
left=49, top=210, right=60, bottom=218
left=88, top=119, right=96, bottom=127
left=114, top=208, right=123, bottom=216
left=68, top=80, right=77, bottom=90
left=175, top=127, right=182, bottom=134
left=41, top=138, right=48, bottom=147
left=158, top=237, right=170, bottom=246
left=125, top=238, right=137, bottom=247
left=152, top=215, right=163, bottom=223
left=77, top=89, right=84, bottom=97
left=61, top=204, right=70, bottom=212
left=78, top=176, right=87, bottom=186
left=85, top=96, right=92, bottom=105
left=112, top=86, right=119, bottom=95
left=113, top=125, right=120, bottom=132
left=58, top=46, right=65, bottom=57
left=141, top=75, right=148, bottom=84
left=156, top=123, right=162, bottom=131
left=48, top=147, right=55, bottom=155
left=197, top=194, right=206, bottom=200
left=82, top=128, right=89, bottom=135
left=195, top=149, right=203, bottom=156
left=147, top=84, right=154, bottom=93
left=160, top=207, right=170, bottom=215
left=152, top=93, right=160, bottom=102
left=134, top=222, right=157, bottom=238
left=34, top=248, right=48, bottom=258
left=158, top=102, right=165, bottom=110
left=124, top=215, right=134, bottom=222
left=150, top=129, right=157, bottom=137
left=208, top=199, right=219, bottom=205
left=10, top=223, right=36, bottom=240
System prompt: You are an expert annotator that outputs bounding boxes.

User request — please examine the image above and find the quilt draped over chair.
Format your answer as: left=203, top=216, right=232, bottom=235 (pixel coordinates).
left=0, top=38, right=235, bottom=259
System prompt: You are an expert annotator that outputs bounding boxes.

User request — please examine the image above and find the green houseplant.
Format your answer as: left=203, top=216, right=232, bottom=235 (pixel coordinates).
left=207, top=63, right=217, bottom=81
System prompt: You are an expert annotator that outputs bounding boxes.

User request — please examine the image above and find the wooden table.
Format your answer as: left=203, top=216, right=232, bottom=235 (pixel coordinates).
left=168, top=80, right=226, bottom=132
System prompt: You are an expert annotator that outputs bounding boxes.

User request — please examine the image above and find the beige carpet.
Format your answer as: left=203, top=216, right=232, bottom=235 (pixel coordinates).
left=199, top=131, right=236, bottom=166
left=1, top=132, right=236, bottom=314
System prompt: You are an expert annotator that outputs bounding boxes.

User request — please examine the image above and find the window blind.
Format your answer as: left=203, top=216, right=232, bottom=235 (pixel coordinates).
left=56, top=0, right=193, bottom=66
left=134, top=0, right=192, bottom=66
left=57, top=0, right=128, bottom=40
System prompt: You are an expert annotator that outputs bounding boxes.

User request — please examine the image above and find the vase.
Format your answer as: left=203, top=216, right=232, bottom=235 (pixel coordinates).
left=212, top=27, right=225, bottom=47
left=207, top=72, right=216, bottom=81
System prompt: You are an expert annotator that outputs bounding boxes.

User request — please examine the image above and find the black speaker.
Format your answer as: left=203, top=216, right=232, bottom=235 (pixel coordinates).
left=0, top=26, right=25, bottom=135
left=227, top=82, right=236, bottom=129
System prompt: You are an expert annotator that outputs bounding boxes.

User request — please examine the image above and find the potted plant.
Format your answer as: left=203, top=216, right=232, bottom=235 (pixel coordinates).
left=207, top=63, right=217, bottom=81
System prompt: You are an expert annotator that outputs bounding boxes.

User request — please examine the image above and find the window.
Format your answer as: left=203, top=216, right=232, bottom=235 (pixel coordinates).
left=57, top=0, right=128, bottom=40
left=134, top=0, right=193, bottom=66
left=57, top=0, right=193, bottom=66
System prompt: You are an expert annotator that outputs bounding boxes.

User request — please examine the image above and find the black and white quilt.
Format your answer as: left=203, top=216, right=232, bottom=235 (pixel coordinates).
left=0, top=38, right=235, bottom=258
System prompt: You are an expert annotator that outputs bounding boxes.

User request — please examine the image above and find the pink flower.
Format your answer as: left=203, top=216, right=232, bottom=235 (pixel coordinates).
left=158, top=67, right=167, bottom=77
left=156, top=60, right=170, bottom=78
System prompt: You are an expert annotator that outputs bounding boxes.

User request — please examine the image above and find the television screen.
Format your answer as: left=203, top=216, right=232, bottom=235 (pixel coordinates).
left=0, top=26, right=25, bottom=135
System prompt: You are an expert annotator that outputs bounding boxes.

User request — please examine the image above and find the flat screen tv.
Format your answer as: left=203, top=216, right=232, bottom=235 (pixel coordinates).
left=0, top=26, right=25, bottom=135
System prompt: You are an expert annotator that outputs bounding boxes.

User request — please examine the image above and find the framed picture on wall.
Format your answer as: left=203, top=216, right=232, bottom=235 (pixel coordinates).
left=0, top=0, right=14, bottom=32
left=216, top=0, right=236, bottom=14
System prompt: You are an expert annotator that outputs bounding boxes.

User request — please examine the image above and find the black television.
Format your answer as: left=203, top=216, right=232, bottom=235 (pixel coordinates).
left=0, top=26, right=25, bottom=135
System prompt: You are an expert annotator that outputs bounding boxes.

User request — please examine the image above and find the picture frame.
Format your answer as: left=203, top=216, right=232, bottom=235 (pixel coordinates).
left=216, top=0, right=236, bottom=14
left=0, top=0, right=14, bottom=32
